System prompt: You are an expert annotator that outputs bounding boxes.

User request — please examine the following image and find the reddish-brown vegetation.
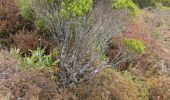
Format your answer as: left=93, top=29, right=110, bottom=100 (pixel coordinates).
left=0, top=0, right=34, bottom=49
left=12, top=31, right=40, bottom=53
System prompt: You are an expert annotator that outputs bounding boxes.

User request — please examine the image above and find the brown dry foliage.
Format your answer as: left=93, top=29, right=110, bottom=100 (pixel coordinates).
left=12, top=31, right=40, bottom=53
left=12, top=30, right=56, bottom=54
left=0, top=50, right=40, bottom=99
left=105, top=34, right=123, bottom=60
left=0, top=50, right=77, bottom=100
left=0, top=0, right=34, bottom=48
left=0, top=16, right=25, bottom=38
left=0, top=0, right=18, bottom=18
left=0, top=0, right=21, bottom=35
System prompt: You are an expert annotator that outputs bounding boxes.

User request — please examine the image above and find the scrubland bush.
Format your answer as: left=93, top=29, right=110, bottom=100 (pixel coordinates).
left=0, top=50, right=32, bottom=100
left=122, top=13, right=154, bottom=44
left=134, top=0, right=156, bottom=8
left=28, top=0, right=136, bottom=84
left=61, top=0, right=93, bottom=17
left=12, top=30, right=56, bottom=54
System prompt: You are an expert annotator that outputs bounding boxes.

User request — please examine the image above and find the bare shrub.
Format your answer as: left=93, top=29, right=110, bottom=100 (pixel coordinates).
left=30, top=0, right=130, bottom=84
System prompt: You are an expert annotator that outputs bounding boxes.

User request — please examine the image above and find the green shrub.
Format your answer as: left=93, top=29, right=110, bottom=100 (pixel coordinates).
left=134, top=0, right=170, bottom=8
left=122, top=38, right=145, bottom=54
left=112, top=0, right=139, bottom=16
left=134, top=0, right=155, bottom=8
left=162, top=0, right=170, bottom=7
left=61, top=0, right=93, bottom=17
left=17, top=0, right=32, bottom=20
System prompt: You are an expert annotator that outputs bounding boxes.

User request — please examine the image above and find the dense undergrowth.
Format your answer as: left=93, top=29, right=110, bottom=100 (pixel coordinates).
left=0, top=0, right=170, bottom=100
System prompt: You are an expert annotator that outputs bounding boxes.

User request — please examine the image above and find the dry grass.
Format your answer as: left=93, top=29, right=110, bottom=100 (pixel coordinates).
left=70, top=68, right=150, bottom=100
left=146, top=76, right=170, bottom=100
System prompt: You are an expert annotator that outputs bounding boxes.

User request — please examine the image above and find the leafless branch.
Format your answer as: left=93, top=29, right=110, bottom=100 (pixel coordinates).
left=31, top=0, right=129, bottom=84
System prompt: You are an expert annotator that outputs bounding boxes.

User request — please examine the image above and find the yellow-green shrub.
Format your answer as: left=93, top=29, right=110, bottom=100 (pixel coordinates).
left=61, top=0, right=93, bottom=17
left=123, top=38, right=145, bottom=54
left=112, top=0, right=139, bottom=16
